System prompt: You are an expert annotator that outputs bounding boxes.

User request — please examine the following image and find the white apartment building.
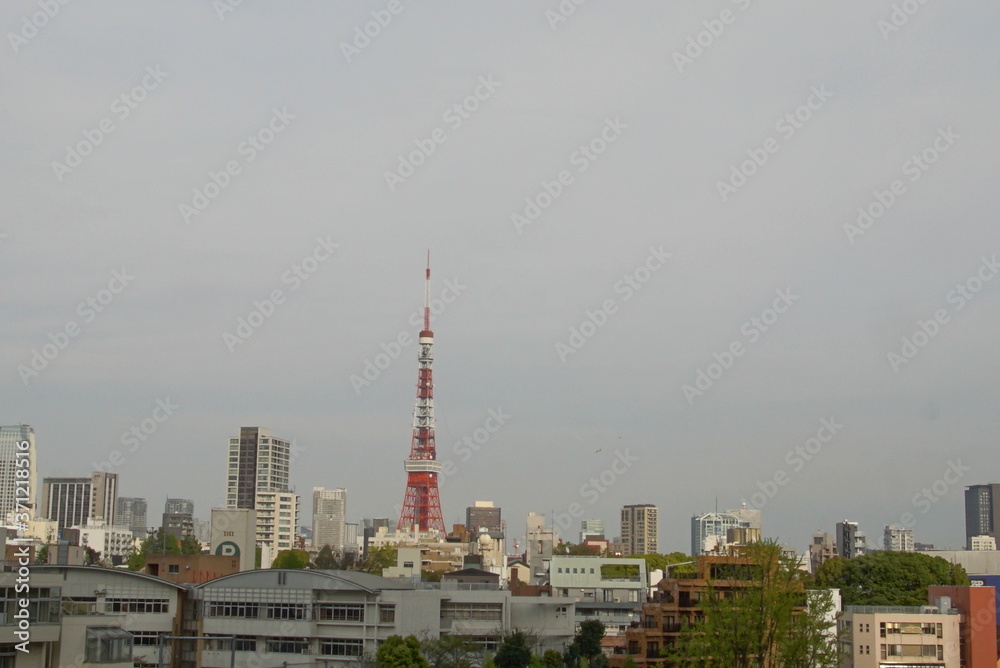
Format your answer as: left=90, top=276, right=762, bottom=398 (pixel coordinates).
left=312, top=487, right=346, bottom=551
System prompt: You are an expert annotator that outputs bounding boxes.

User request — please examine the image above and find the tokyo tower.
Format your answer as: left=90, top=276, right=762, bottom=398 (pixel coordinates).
left=397, top=252, right=445, bottom=533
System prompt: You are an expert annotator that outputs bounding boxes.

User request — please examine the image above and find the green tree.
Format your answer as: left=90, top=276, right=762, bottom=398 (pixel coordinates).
left=494, top=631, right=532, bottom=668
left=572, top=619, right=605, bottom=660
left=588, top=654, right=610, bottom=668
left=362, top=545, right=398, bottom=574
left=34, top=545, right=48, bottom=565
left=420, top=634, right=478, bottom=668
left=621, top=658, right=638, bottom=668
left=541, top=649, right=563, bottom=667
left=666, top=541, right=839, bottom=668
left=314, top=544, right=339, bottom=569
left=83, top=546, right=101, bottom=566
left=180, top=535, right=202, bottom=555
left=554, top=542, right=600, bottom=556
left=271, top=549, right=311, bottom=569
left=377, top=635, right=428, bottom=668
left=815, top=551, right=968, bottom=606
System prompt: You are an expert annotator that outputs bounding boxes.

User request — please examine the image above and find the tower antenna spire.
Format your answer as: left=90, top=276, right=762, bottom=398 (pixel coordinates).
left=424, top=250, right=431, bottom=331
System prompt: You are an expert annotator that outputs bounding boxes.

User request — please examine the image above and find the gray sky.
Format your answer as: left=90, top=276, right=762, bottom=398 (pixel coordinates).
left=3, top=1, right=998, bottom=554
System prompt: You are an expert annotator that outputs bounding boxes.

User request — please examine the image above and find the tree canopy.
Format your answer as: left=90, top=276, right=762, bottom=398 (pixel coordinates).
left=815, top=551, right=969, bottom=606
left=572, top=619, right=605, bottom=659
left=636, top=552, right=698, bottom=577
left=377, top=635, right=428, bottom=668
left=494, top=631, right=532, bottom=668
left=271, top=549, right=311, bottom=569
left=314, top=544, right=339, bottom=569
left=666, top=541, right=840, bottom=668
left=420, top=634, right=479, bottom=668
left=363, top=545, right=398, bottom=574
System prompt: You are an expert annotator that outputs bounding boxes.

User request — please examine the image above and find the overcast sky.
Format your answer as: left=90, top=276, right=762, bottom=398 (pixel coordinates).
left=3, top=1, right=999, bottom=554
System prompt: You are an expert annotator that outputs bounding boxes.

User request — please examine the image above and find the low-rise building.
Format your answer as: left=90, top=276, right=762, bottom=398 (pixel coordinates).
left=548, top=556, right=647, bottom=635
left=838, top=602, right=960, bottom=667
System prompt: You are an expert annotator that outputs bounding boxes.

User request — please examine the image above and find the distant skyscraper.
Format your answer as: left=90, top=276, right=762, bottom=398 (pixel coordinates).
left=580, top=519, right=605, bottom=543
left=883, top=524, right=914, bottom=552
left=116, top=497, right=148, bottom=537
left=466, top=501, right=501, bottom=534
left=621, top=504, right=657, bottom=556
left=965, top=484, right=1000, bottom=550
left=226, top=427, right=300, bottom=555
left=312, top=487, right=346, bottom=550
left=0, top=425, right=37, bottom=522
left=164, top=498, right=194, bottom=515
left=809, top=531, right=837, bottom=573
left=41, top=472, right=117, bottom=530
left=691, top=511, right=741, bottom=556
left=836, top=520, right=866, bottom=558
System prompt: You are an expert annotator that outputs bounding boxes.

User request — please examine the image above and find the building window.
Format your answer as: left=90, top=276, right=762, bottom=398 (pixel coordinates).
left=105, top=598, right=169, bottom=614
left=440, top=603, right=502, bottom=621
left=264, top=637, right=309, bottom=654
left=264, top=604, right=307, bottom=620
left=234, top=636, right=257, bottom=652
left=85, top=626, right=133, bottom=663
left=320, top=639, right=364, bottom=656
left=207, top=601, right=259, bottom=618
left=316, top=603, right=364, bottom=622
left=129, top=631, right=165, bottom=647
left=0, top=587, right=61, bottom=624
left=168, top=565, right=179, bottom=574
left=379, top=605, right=395, bottom=624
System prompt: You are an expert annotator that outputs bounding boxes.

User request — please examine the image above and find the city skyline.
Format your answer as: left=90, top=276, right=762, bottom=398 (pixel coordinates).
left=4, top=2, right=998, bottom=555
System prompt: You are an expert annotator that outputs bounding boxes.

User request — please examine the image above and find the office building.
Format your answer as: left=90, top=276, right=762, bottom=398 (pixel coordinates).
left=809, top=531, right=837, bottom=573
left=162, top=511, right=194, bottom=540
left=838, top=602, right=961, bottom=667
left=164, top=497, right=194, bottom=515
left=225, top=427, right=300, bottom=558
left=691, top=511, right=739, bottom=556
left=466, top=501, right=501, bottom=533
left=0, top=425, right=37, bottom=522
left=526, top=512, right=556, bottom=584
left=116, top=496, right=148, bottom=537
left=966, top=484, right=1000, bottom=550
left=621, top=504, right=657, bottom=556
left=312, top=487, right=347, bottom=551
left=836, top=520, right=867, bottom=559
left=41, top=472, right=118, bottom=530
left=884, top=524, right=915, bottom=552
left=581, top=519, right=605, bottom=543
left=970, top=535, right=996, bottom=551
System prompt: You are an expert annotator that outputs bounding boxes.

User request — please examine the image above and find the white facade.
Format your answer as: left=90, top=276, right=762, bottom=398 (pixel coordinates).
left=312, top=486, right=346, bottom=551
left=256, top=490, right=300, bottom=557
left=0, top=425, right=37, bottom=525
left=884, top=524, right=915, bottom=552
left=73, top=519, right=134, bottom=559
left=970, top=534, right=996, bottom=551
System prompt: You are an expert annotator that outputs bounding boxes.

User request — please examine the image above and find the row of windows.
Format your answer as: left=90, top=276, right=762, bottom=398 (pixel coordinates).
left=106, top=598, right=169, bottom=614
left=556, top=567, right=596, bottom=574
left=205, top=602, right=387, bottom=623
left=203, top=637, right=369, bottom=657
left=440, top=603, right=502, bottom=621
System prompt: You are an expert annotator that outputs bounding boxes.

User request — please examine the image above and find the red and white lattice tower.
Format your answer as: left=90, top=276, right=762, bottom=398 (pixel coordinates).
left=397, top=252, right=445, bottom=533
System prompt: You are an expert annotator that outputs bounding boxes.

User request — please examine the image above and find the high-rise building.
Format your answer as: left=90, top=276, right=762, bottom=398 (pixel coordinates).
left=0, top=425, right=37, bottom=523
left=164, top=498, right=194, bottom=515
left=466, top=501, right=501, bottom=534
left=162, top=512, right=194, bottom=540
left=312, top=487, right=346, bottom=551
left=836, top=520, right=866, bottom=558
left=965, top=484, right=1000, bottom=550
left=398, top=256, right=445, bottom=533
left=883, top=524, right=914, bottom=552
left=41, top=472, right=118, bottom=530
left=580, top=519, right=605, bottom=543
left=225, top=427, right=300, bottom=556
left=691, top=512, right=740, bottom=556
left=526, top=512, right=556, bottom=584
left=116, top=497, right=148, bottom=537
left=809, top=531, right=837, bottom=573
left=621, top=504, right=658, bottom=556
